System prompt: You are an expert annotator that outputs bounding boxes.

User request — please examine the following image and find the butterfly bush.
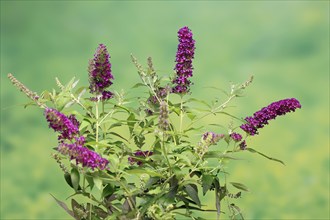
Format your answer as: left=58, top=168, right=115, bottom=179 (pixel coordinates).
left=8, top=26, right=301, bottom=220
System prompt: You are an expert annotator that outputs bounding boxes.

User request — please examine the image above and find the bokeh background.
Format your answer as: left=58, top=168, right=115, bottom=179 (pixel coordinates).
left=1, top=1, right=329, bottom=219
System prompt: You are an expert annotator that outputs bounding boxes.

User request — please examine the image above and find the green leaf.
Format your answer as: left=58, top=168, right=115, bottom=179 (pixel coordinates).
left=131, top=83, right=146, bottom=89
left=184, top=184, right=201, bottom=207
left=230, top=203, right=245, bottom=220
left=85, top=175, right=94, bottom=190
left=94, top=177, right=103, bottom=191
left=64, top=173, right=72, bottom=188
left=109, top=122, right=123, bottom=130
left=230, top=182, right=249, bottom=192
left=50, top=194, right=74, bottom=218
left=127, top=113, right=136, bottom=136
left=70, top=168, right=80, bottom=191
left=187, top=112, right=197, bottom=121
left=114, top=104, right=131, bottom=113
left=109, top=132, right=129, bottom=142
left=202, top=174, right=214, bottom=196
left=126, top=168, right=163, bottom=177
left=186, top=98, right=211, bottom=108
left=175, top=154, right=192, bottom=166
left=246, top=147, right=285, bottom=165
left=218, top=111, right=245, bottom=122
left=204, top=151, right=237, bottom=160
left=102, top=184, right=115, bottom=198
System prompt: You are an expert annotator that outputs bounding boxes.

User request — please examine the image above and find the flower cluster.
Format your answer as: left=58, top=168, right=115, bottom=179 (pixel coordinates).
left=45, top=108, right=108, bottom=170
left=58, top=141, right=109, bottom=170
left=128, top=150, right=153, bottom=166
left=44, top=108, right=79, bottom=140
left=8, top=25, right=303, bottom=220
left=230, top=132, right=242, bottom=142
left=172, top=26, right=195, bottom=94
left=239, top=140, right=247, bottom=150
left=88, top=44, right=114, bottom=101
left=147, top=87, right=170, bottom=106
left=240, top=98, right=302, bottom=136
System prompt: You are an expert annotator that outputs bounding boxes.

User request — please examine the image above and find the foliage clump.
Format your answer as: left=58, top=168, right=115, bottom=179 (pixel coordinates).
left=8, top=26, right=301, bottom=220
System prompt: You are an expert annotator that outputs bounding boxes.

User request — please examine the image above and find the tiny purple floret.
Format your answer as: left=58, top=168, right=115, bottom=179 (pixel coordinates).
left=230, top=132, right=242, bottom=142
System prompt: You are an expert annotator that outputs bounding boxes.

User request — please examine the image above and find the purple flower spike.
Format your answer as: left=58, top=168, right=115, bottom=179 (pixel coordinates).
left=240, top=98, right=301, bottom=136
left=58, top=141, right=109, bottom=170
left=88, top=44, right=114, bottom=99
left=101, top=90, right=114, bottom=101
left=239, top=141, right=247, bottom=150
left=128, top=150, right=153, bottom=166
left=44, top=108, right=79, bottom=140
left=230, top=132, right=242, bottom=142
left=172, top=26, right=195, bottom=94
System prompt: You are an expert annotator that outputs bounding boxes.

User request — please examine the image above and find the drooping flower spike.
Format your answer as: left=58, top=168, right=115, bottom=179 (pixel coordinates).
left=158, top=101, right=169, bottom=131
left=88, top=44, right=114, bottom=101
left=172, top=26, right=195, bottom=94
left=44, top=108, right=79, bottom=140
left=240, top=98, right=301, bottom=136
left=58, top=140, right=109, bottom=170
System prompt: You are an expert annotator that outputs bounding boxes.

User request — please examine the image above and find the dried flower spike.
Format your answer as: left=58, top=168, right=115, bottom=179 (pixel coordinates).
left=158, top=101, right=169, bottom=131
left=240, top=98, right=301, bottom=136
left=88, top=44, right=114, bottom=101
left=7, top=73, right=44, bottom=107
left=202, top=132, right=224, bottom=145
left=172, top=26, right=195, bottom=94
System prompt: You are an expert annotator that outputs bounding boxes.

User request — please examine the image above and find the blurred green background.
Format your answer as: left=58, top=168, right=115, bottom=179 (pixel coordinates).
left=1, top=1, right=329, bottom=219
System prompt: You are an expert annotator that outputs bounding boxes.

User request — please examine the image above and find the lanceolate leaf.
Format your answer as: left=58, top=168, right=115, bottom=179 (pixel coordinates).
left=85, top=175, right=94, bottom=190
left=184, top=184, right=201, bottom=207
left=102, top=184, right=115, bottom=198
left=50, top=194, right=75, bottom=218
left=230, top=182, right=249, bottom=192
left=246, top=147, right=285, bottom=165
left=214, top=178, right=221, bottom=220
left=230, top=203, right=245, bottom=220
left=94, top=177, right=103, bottom=191
left=204, top=151, right=237, bottom=160
left=71, top=168, right=80, bottom=191
left=202, top=174, right=214, bottom=195
left=125, top=168, right=163, bottom=177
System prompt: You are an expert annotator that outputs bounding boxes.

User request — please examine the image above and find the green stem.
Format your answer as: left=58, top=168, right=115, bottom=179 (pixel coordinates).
left=185, top=94, right=236, bottom=131
left=95, top=101, right=99, bottom=149
left=102, top=102, right=105, bottom=139
left=162, top=133, right=172, bottom=175
left=179, top=96, right=184, bottom=134
left=99, top=109, right=115, bottom=125
left=70, top=94, right=92, bottom=116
